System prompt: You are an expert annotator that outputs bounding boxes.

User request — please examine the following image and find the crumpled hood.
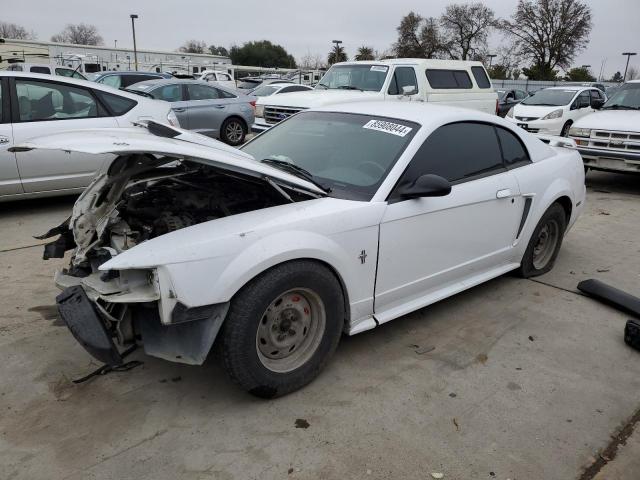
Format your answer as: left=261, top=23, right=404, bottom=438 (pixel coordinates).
left=258, top=89, right=381, bottom=109
left=11, top=122, right=326, bottom=196
left=572, top=110, right=640, bottom=132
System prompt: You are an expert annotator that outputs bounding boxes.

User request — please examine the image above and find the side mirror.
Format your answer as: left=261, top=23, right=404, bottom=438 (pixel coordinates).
left=402, top=85, right=417, bottom=95
left=592, top=99, right=605, bottom=110
left=398, top=174, right=451, bottom=199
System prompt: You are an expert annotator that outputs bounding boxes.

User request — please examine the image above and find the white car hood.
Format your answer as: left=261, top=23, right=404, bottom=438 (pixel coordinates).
left=259, top=89, right=380, bottom=108
left=11, top=123, right=326, bottom=196
left=513, top=104, right=561, bottom=118
left=572, top=110, right=640, bottom=132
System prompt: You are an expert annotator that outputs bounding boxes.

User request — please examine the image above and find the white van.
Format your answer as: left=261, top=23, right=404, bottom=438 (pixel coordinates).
left=253, top=59, right=498, bottom=132
left=5, top=63, right=87, bottom=80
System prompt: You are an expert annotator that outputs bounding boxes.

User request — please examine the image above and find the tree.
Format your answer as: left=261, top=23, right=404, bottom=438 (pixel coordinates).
left=487, top=64, right=510, bottom=80
left=51, top=23, right=103, bottom=45
left=628, top=66, right=640, bottom=81
left=208, top=45, right=229, bottom=57
left=394, top=12, right=446, bottom=58
left=229, top=40, right=296, bottom=68
left=327, top=44, right=347, bottom=65
left=178, top=40, right=207, bottom=54
left=610, top=71, right=623, bottom=83
left=355, top=46, right=375, bottom=61
left=298, top=52, right=324, bottom=70
left=522, top=64, right=559, bottom=80
left=0, top=21, right=35, bottom=40
left=440, top=3, right=496, bottom=60
left=500, top=0, right=592, bottom=80
left=565, top=67, right=595, bottom=81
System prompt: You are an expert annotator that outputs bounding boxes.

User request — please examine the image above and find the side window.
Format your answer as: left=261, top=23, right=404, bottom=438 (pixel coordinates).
left=72, top=71, right=87, bottom=80
left=30, top=66, right=51, bottom=74
left=426, top=69, right=472, bottom=89
left=471, top=66, right=491, bottom=88
left=187, top=84, right=220, bottom=100
left=55, top=68, right=74, bottom=77
left=515, top=90, right=527, bottom=100
left=100, top=75, right=122, bottom=89
left=495, top=126, right=530, bottom=168
left=388, top=67, right=419, bottom=95
left=217, top=88, right=236, bottom=99
left=122, top=75, right=158, bottom=88
left=94, top=90, right=137, bottom=116
left=219, top=73, right=232, bottom=81
left=279, top=85, right=311, bottom=93
left=151, top=84, right=183, bottom=102
left=575, top=91, right=590, bottom=108
left=16, top=79, right=99, bottom=121
left=394, top=122, right=505, bottom=192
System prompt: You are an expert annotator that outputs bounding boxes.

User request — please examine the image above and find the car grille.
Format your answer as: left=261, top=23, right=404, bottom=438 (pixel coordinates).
left=579, top=130, right=640, bottom=152
left=264, top=106, right=306, bottom=125
left=515, top=116, right=539, bottom=122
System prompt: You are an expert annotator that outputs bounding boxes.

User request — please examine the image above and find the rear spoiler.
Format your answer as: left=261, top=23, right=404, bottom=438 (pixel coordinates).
left=535, top=134, right=577, bottom=149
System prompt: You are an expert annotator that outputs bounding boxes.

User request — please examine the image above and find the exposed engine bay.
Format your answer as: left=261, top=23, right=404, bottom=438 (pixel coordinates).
left=41, top=154, right=312, bottom=277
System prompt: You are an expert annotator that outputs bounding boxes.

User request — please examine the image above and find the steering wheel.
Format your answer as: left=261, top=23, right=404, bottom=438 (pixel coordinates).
left=357, top=161, right=385, bottom=178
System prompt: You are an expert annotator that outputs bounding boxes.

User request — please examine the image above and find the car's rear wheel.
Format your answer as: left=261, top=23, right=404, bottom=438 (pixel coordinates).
left=219, top=260, right=344, bottom=398
left=220, top=117, right=246, bottom=146
left=517, top=203, right=567, bottom=278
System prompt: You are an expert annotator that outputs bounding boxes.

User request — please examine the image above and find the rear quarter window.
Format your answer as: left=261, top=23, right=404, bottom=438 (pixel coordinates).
left=471, top=66, right=491, bottom=88
left=95, top=90, right=138, bottom=116
left=426, top=69, right=472, bottom=89
left=30, top=66, right=51, bottom=74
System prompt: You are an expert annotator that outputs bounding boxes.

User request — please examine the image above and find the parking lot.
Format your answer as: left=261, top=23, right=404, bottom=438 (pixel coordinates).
left=0, top=170, right=637, bottom=479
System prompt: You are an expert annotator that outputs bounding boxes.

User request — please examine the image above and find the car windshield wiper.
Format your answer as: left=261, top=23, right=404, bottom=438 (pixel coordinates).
left=260, top=158, right=331, bottom=193
left=316, top=83, right=330, bottom=89
left=602, top=104, right=640, bottom=110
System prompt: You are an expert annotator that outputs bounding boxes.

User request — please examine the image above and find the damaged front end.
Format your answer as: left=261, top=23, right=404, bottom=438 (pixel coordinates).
left=44, top=147, right=317, bottom=367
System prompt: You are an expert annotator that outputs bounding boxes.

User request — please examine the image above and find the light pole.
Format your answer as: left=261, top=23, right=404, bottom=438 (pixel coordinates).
left=487, top=54, right=497, bottom=69
left=332, top=39, right=342, bottom=64
left=114, top=39, right=117, bottom=49
left=622, top=52, right=637, bottom=81
left=130, top=14, right=139, bottom=70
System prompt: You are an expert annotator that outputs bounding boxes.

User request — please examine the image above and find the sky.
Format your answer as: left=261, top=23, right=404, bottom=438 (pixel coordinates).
left=6, top=0, right=640, bottom=78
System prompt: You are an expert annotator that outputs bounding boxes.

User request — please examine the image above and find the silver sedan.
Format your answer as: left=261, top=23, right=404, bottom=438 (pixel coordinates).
left=127, top=79, right=256, bottom=146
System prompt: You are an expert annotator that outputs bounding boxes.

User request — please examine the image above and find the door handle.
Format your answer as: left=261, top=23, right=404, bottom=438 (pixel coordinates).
left=496, top=188, right=512, bottom=199
left=212, top=105, right=225, bottom=109
left=0, top=136, right=10, bottom=145
left=173, top=108, right=186, bottom=112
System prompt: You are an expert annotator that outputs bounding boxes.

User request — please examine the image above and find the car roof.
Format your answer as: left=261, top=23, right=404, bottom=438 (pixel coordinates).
left=95, top=71, right=171, bottom=77
left=543, top=86, right=591, bottom=91
left=334, top=58, right=487, bottom=68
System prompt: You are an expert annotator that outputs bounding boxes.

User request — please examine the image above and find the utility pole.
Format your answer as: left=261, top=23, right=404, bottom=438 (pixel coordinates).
left=622, top=52, right=637, bottom=81
left=130, top=14, right=139, bottom=70
left=114, top=39, right=117, bottom=49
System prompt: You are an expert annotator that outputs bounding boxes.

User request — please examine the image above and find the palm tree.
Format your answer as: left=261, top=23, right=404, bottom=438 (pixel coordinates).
left=328, top=44, right=348, bottom=65
left=355, top=46, right=375, bottom=61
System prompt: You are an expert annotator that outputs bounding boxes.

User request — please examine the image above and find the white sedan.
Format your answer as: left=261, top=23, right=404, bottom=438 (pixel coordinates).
left=506, top=86, right=606, bottom=136
left=21, top=102, right=586, bottom=397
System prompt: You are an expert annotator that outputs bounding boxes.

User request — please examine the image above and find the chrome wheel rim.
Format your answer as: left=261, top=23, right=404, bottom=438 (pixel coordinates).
left=532, top=219, right=559, bottom=270
left=256, top=288, right=326, bottom=373
left=225, top=121, right=243, bottom=143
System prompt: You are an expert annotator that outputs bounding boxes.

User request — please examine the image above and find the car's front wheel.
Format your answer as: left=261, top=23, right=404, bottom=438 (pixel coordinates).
left=219, top=260, right=344, bottom=398
left=517, top=203, right=567, bottom=278
left=220, top=117, right=246, bottom=146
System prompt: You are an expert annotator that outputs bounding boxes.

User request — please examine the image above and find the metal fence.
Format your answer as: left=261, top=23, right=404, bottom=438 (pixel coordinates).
left=491, top=79, right=618, bottom=93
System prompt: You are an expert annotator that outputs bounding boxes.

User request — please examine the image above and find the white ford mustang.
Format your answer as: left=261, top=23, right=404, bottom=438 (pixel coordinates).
left=21, top=102, right=586, bottom=397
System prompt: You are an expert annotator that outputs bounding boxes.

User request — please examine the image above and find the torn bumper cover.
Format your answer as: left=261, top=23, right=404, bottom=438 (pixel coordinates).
left=55, top=269, right=230, bottom=366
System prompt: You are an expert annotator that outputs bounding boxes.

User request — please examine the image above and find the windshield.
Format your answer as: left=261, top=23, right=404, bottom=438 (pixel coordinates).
left=316, top=65, right=389, bottom=92
left=251, top=85, right=280, bottom=97
left=241, top=111, right=418, bottom=200
left=522, top=89, right=577, bottom=106
left=602, top=83, right=640, bottom=109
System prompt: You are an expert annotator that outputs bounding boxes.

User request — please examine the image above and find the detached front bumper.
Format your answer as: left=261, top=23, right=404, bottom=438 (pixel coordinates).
left=576, top=146, right=640, bottom=173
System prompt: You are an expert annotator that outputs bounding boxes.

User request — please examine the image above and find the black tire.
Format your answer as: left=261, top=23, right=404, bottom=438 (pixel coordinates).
left=220, top=117, right=246, bottom=146
left=517, top=203, right=567, bottom=278
left=219, top=260, right=344, bottom=398
left=560, top=121, right=572, bottom=137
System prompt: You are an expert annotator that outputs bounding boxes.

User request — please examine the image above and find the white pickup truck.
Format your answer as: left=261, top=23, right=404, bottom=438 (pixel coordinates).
left=252, top=59, right=498, bottom=133
left=569, top=80, right=640, bottom=174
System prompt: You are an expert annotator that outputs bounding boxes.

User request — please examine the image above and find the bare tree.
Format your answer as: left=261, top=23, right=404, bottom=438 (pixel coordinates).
left=394, top=12, right=447, bottom=58
left=51, top=24, right=103, bottom=45
left=298, top=53, right=324, bottom=70
left=439, top=3, right=496, bottom=60
left=628, top=66, right=640, bottom=81
left=178, top=40, right=207, bottom=54
left=355, top=46, right=375, bottom=61
left=500, top=0, right=592, bottom=80
left=0, top=21, right=35, bottom=40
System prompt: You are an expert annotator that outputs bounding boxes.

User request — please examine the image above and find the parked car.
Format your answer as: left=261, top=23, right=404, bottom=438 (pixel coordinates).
left=199, top=69, right=236, bottom=89
left=496, top=88, right=528, bottom=117
left=505, top=86, right=606, bottom=136
left=236, top=77, right=264, bottom=91
left=6, top=62, right=87, bottom=80
left=0, top=71, right=178, bottom=201
left=28, top=102, right=585, bottom=397
left=252, top=58, right=499, bottom=133
left=91, top=71, right=173, bottom=90
left=569, top=82, right=607, bottom=93
left=569, top=80, right=640, bottom=174
left=251, top=82, right=313, bottom=97
left=127, top=79, right=255, bottom=145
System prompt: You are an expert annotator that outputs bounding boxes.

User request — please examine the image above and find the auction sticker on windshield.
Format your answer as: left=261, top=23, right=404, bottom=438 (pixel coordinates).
left=370, top=66, right=389, bottom=73
left=363, top=119, right=413, bottom=137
